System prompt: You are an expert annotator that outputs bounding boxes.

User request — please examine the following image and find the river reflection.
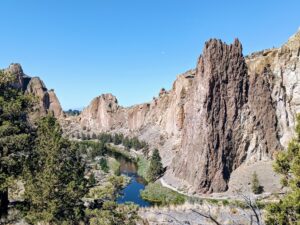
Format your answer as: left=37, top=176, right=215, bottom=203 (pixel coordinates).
left=110, top=153, right=151, bottom=207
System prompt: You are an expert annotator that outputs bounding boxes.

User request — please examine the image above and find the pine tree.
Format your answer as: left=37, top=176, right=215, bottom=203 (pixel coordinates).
left=251, top=172, right=263, bottom=194
left=88, top=173, right=97, bottom=187
left=24, top=116, right=87, bottom=224
left=0, top=71, right=33, bottom=216
left=100, top=158, right=109, bottom=173
left=148, top=149, right=164, bottom=182
left=265, top=114, right=300, bottom=224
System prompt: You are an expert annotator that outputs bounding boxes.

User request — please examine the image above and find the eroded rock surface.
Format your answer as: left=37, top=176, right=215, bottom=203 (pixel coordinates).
left=169, top=39, right=251, bottom=193
left=70, top=31, right=299, bottom=194
left=2, top=63, right=63, bottom=120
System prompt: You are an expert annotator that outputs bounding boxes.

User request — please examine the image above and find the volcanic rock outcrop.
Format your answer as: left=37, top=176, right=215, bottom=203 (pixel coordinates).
left=67, top=30, right=299, bottom=194
left=3, top=63, right=63, bottom=120
left=170, top=39, right=250, bottom=193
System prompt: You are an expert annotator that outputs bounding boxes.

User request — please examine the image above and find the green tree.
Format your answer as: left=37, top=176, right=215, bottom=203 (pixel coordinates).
left=265, top=115, right=300, bottom=225
left=0, top=71, right=33, bottom=216
left=251, top=172, right=263, bottom=194
left=100, top=158, right=109, bottom=173
left=88, top=173, right=97, bottom=187
left=113, top=133, right=123, bottom=145
left=24, top=116, right=87, bottom=224
left=147, top=149, right=164, bottom=182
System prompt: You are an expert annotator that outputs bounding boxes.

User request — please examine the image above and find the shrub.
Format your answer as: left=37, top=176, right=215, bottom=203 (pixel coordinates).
left=140, top=183, right=185, bottom=206
left=251, top=172, right=263, bottom=194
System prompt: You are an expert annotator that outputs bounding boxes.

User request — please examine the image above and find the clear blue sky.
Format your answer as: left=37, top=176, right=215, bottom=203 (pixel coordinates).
left=0, top=0, right=299, bottom=110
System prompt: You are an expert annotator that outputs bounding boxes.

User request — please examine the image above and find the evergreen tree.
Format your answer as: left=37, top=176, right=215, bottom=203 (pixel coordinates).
left=148, top=149, right=164, bottom=182
left=113, top=133, right=123, bottom=145
left=88, top=173, right=97, bottom=187
left=24, top=116, right=87, bottom=224
left=251, top=172, right=263, bottom=194
left=265, top=115, right=300, bottom=225
left=100, top=158, right=109, bottom=173
left=86, top=133, right=91, bottom=140
left=0, top=71, right=33, bottom=216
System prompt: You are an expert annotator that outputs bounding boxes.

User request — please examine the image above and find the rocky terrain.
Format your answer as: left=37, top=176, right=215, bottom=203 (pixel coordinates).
left=4, top=29, right=300, bottom=196
left=3, top=63, right=64, bottom=121
left=138, top=202, right=262, bottom=225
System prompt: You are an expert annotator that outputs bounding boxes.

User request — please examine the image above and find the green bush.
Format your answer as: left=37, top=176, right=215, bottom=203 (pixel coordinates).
left=137, top=156, right=150, bottom=181
left=140, top=183, right=185, bottom=206
left=100, top=158, right=109, bottom=173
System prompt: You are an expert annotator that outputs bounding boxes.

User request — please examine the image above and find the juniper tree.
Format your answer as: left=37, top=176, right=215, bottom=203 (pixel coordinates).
left=0, top=71, right=33, bottom=216
left=251, top=172, right=263, bottom=194
left=24, top=116, right=87, bottom=224
left=265, top=115, right=300, bottom=225
left=100, top=158, right=109, bottom=173
left=148, top=149, right=164, bottom=182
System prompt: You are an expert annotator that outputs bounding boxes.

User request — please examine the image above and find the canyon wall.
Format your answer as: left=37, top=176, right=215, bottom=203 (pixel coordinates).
left=4, top=30, right=300, bottom=194
left=68, top=30, right=299, bottom=193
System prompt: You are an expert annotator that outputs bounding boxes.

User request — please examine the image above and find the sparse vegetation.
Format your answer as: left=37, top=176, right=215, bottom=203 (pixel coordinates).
left=251, top=171, right=264, bottom=194
left=141, top=183, right=186, bottom=206
left=64, top=109, right=81, bottom=116
left=85, top=201, right=139, bottom=225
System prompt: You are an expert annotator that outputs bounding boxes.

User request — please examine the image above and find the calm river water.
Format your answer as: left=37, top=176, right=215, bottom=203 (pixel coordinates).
left=114, top=155, right=151, bottom=207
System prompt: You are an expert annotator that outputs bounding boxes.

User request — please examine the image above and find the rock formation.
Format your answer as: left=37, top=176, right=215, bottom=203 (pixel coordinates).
left=2, top=63, right=64, bottom=120
left=67, top=30, right=299, bottom=194
left=3, top=29, right=300, bottom=194
left=169, top=39, right=250, bottom=193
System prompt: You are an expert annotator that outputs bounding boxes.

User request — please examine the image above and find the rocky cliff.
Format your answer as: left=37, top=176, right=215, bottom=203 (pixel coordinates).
left=4, top=29, right=300, bottom=194
left=63, top=69, right=195, bottom=165
left=64, top=30, right=300, bottom=194
left=3, top=63, right=64, bottom=120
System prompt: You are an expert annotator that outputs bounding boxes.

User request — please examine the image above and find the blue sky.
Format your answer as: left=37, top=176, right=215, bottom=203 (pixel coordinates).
left=0, top=0, right=299, bottom=110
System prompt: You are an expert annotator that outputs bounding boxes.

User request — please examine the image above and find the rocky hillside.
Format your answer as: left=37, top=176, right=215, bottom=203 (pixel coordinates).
left=168, top=31, right=300, bottom=194
left=62, top=30, right=299, bottom=194
left=4, top=29, right=300, bottom=195
left=2, top=63, right=63, bottom=120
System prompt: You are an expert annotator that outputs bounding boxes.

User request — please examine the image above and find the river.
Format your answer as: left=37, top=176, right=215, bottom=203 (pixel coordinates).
left=113, top=155, right=151, bottom=207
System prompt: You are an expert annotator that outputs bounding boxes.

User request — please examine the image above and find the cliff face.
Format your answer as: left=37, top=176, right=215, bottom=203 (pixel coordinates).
left=66, top=31, right=300, bottom=193
left=63, top=70, right=195, bottom=165
left=169, top=39, right=250, bottom=193
left=3, top=63, right=63, bottom=120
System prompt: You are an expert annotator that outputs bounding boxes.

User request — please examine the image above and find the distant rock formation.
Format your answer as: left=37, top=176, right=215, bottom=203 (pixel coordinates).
left=2, top=63, right=64, bottom=120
